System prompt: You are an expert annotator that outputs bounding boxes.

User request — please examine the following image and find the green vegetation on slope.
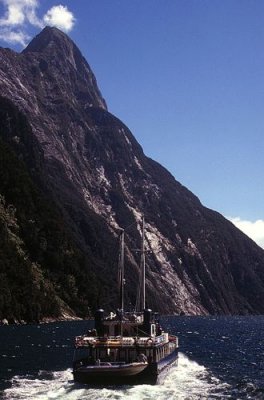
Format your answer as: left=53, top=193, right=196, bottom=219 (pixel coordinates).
left=0, top=136, right=100, bottom=322
left=0, top=193, right=60, bottom=322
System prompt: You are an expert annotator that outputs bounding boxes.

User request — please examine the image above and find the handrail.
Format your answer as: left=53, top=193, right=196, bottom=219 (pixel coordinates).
left=75, top=333, right=172, bottom=348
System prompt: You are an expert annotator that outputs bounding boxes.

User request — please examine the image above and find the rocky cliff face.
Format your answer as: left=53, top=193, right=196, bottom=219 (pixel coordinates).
left=1, top=27, right=264, bottom=321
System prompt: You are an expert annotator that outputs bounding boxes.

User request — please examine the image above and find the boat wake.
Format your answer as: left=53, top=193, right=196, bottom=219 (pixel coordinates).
left=3, top=353, right=230, bottom=399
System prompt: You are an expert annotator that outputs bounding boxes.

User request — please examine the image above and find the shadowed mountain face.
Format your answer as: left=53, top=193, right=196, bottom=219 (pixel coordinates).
left=0, top=27, right=264, bottom=321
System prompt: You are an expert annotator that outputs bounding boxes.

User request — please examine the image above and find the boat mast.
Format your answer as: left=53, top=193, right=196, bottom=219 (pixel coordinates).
left=119, top=229, right=125, bottom=311
left=140, top=215, right=146, bottom=310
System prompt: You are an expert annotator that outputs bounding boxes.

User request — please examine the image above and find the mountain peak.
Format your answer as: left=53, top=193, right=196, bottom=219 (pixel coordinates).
left=22, top=26, right=75, bottom=54
left=20, top=27, right=107, bottom=110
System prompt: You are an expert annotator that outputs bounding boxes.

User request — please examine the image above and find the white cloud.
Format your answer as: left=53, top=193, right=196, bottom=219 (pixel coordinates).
left=43, top=5, right=75, bottom=33
left=0, top=3, right=25, bottom=25
left=0, top=0, right=76, bottom=46
left=228, top=217, right=264, bottom=248
left=0, top=0, right=42, bottom=27
left=0, top=26, right=29, bottom=46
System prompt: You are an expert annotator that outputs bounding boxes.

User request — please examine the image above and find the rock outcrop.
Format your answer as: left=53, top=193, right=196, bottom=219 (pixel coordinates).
left=1, top=27, right=264, bottom=321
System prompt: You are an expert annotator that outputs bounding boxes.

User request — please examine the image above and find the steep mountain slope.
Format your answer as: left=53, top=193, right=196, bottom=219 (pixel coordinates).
left=0, top=100, right=110, bottom=322
left=0, top=27, right=264, bottom=321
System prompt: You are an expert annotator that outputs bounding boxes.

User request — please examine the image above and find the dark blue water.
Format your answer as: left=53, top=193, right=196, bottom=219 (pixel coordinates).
left=0, top=316, right=263, bottom=399
left=165, top=316, right=264, bottom=399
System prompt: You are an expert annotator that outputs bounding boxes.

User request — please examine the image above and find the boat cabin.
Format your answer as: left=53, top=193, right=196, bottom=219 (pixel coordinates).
left=74, top=308, right=177, bottom=368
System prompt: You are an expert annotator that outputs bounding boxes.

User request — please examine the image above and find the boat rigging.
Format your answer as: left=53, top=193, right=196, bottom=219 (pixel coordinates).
left=72, top=215, right=179, bottom=385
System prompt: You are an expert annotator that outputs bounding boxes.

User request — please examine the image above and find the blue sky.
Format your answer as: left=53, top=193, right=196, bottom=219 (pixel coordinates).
left=0, top=0, right=264, bottom=247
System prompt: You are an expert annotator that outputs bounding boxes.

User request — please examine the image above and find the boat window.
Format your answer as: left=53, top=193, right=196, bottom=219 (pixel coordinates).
left=157, top=348, right=160, bottom=361
left=99, top=349, right=107, bottom=359
left=119, top=349, right=126, bottom=361
left=129, top=349, right=137, bottom=361
left=109, top=349, right=117, bottom=361
left=114, top=325, right=120, bottom=336
left=146, top=349, right=153, bottom=362
left=104, top=325, right=109, bottom=335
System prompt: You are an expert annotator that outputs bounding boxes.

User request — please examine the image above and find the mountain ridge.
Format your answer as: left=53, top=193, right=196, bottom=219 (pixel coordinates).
left=0, top=27, right=264, bottom=322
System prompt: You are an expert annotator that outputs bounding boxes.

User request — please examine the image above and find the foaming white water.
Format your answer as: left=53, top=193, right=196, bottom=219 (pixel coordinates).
left=3, top=353, right=230, bottom=400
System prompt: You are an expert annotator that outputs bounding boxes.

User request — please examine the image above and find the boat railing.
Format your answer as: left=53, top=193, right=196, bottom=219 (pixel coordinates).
left=75, top=333, right=176, bottom=348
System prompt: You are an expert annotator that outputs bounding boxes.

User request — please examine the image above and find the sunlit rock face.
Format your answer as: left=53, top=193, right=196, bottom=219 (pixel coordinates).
left=1, top=26, right=264, bottom=316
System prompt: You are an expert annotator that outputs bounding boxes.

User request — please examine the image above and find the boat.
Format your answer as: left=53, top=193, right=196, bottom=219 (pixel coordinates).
left=73, top=216, right=179, bottom=385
